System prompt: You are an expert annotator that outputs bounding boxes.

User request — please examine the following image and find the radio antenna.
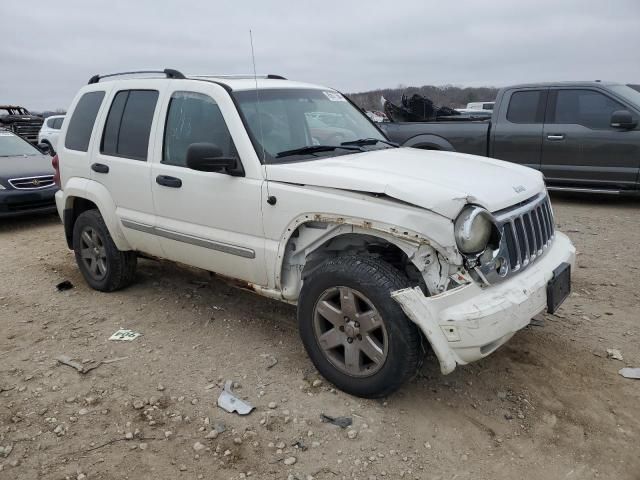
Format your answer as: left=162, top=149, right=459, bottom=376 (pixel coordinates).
left=250, top=30, right=266, bottom=164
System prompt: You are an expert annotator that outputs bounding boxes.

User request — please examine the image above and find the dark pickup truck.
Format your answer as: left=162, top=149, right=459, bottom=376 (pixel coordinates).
left=0, top=105, right=44, bottom=145
left=380, top=82, right=640, bottom=194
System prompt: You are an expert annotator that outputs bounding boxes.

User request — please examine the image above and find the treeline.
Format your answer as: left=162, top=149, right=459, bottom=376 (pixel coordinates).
left=347, top=85, right=500, bottom=111
left=349, top=84, right=640, bottom=111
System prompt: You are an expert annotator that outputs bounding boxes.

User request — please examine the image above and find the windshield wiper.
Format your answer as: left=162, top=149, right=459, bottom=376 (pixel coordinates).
left=276, top=145, right=363, bottom=158
left=341, top=138, right=398, bottom=148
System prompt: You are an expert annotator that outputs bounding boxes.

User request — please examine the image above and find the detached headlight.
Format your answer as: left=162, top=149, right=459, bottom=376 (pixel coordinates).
left=454, top=206, right=493, bottom=255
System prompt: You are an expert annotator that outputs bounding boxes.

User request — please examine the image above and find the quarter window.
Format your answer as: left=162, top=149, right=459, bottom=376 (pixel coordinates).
left=163, top=91, right=237, bottom=167
left=46, top=118, right=56, bottom=128
left=553, top=89, right=625, bottom=129
left=507, top=91, right=544, bottom=124
left=53, top=118, right=64, bottom=129
left=65, top=91, right=105, bottom=151
left=101, top=90, right=159, bottom=160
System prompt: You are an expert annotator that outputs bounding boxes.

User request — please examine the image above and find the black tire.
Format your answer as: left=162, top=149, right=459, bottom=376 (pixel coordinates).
left=72, top=209, right=137, bottom=292
left=298, top=255, right=422, bottom=398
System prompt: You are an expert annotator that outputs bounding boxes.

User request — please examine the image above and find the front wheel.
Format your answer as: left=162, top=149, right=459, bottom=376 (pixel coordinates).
left=72, top=209, right=137, bottom=292
left=298, top=255, right=422, bottom=398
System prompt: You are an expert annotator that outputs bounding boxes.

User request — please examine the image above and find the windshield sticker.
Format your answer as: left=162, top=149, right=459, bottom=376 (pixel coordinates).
left=323, top=91, right=347, bottom=102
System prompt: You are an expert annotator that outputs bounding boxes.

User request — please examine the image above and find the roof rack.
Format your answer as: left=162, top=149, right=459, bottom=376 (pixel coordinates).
left=188, top=74, right=287, bottom=80
left=88, top=68, right=186, bottom=84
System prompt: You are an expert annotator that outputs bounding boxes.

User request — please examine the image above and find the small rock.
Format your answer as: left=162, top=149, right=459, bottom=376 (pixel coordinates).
left=139, top=443, right=148, bottom=450
left=497, top=391, right=507, bottom=400
left=78, top=408, right=89, bottom=416
left=77, top=474, right=86, bottom=480
left=125, top=432, right=134, bottom=440
left=164, top=431, right=173, bottom=439
left=276, top=441, right=286, bottom=449
left=347, top=429, right=358, bottom=439
left=193, top=442, right=205, bottom=452
left=312, top=379, right=323, bottom=387
left=179, top=464, right=187, bottom=471
left=133, top=400, right=144, bottom=409
left=157, top=384, right=165, bottom=391
left=205, top=430, right=219, bottom=439
left=283, top=456, right=297, bottom=466
left=233, top=437, right=242, bottom=445
left=268, top=401, right=277, bottom=409
left=606, top=349, right=623, bottom=361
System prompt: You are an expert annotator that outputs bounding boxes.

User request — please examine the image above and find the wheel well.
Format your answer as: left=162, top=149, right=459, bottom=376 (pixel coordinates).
left=415, top=144, right=440, bottom=150
left=63, top=197, right=98, bottom=248
left=280, top=224, right=426, bottom=301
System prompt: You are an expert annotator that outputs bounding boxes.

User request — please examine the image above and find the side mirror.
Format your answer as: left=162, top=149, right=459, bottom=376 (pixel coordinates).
left=610, top=110, right=637, bottom=129
left=37, top=142, right=52, bottom=155
left=185, top=143, right=243, bottom=176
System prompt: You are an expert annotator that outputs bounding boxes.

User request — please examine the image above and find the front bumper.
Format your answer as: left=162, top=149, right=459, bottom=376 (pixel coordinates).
left=392, top=231, right=576, bottom=374
left=0, top=187, right=58, bottom=218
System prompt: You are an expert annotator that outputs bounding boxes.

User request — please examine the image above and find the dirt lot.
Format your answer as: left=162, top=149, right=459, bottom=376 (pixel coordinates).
left=1, top=194, right=638, bottom=480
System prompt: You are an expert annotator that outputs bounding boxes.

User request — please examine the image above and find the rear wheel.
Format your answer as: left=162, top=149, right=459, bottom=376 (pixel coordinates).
left=72, top=209, right=137, bottom=291
left=298, top=255, right=422, bottom=398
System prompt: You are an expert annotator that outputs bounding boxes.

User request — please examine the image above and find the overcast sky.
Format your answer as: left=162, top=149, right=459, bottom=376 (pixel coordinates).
left=1, top=0, right=639, bottom=110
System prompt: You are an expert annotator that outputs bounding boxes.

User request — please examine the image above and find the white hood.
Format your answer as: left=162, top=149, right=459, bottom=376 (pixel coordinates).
left=266, top=147, right=546, bottom=219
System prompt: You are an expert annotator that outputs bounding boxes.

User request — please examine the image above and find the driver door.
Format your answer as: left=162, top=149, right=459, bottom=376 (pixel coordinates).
left=150, top=83, right=267, bottom=285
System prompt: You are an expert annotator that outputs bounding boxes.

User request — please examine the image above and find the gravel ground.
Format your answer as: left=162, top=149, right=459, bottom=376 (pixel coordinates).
left=0, top=193, right=638, bottom=480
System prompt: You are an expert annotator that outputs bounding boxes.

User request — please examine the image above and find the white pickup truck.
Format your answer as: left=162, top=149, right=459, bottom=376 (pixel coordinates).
left=53, top=69, right=575, bottom=398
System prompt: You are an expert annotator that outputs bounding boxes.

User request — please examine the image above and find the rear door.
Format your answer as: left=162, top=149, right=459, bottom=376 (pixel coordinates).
left=90, top=82, right=165, bottom=256
left=150, top=82, right=267, bottom=285
left=541, top=88, right=640, bottom=189
left=491, top=88, right=548, bottom=170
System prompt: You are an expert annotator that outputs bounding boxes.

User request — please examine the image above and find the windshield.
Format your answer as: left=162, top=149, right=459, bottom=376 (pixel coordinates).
left=232, top=88, right=389, bottom=163
left=609, top=85, right=640, bottom=110
left=0, top=132, right=41, bottom=156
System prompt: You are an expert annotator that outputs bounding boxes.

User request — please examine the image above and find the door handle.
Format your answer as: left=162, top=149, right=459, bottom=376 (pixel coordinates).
left=156, top=175, right=182, bottom=188
left=547, top=134, right=565, bottom=141
left=91, top=163, right=109, bottom=174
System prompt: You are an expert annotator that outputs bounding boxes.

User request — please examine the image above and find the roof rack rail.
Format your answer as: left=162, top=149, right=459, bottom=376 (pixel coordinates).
left=88, top=68, right=186, bottom=84
left=188, top=73, right=287, bottom=80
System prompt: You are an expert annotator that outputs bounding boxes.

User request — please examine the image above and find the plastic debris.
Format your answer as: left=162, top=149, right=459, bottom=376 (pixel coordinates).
left=217, top=380, right=254, bottom=415
left=109, top=329, right=142, bottom=341
left=56, top=280, right=74, bottom=291
left=56, top=355, right=101, bottom=374
left=320, top=413, right=352, bottom=428
left=56, top=355, right=128, bottom=374
left=606, top=348, right=624, bottom=361
left=619, top=368, right=640, bottom=379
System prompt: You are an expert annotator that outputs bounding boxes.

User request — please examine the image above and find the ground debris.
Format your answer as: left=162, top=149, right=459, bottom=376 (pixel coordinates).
left=56, top=280, right=74, bottom=291
left=109, top=329, right=142, bottom=341
left=619, top=368, right=640, bottom=379
left=320, top=413, right=352, bottom=428
left=606, top=349, right=624, bottom=361
left=217, top=380, right=254, bottom=415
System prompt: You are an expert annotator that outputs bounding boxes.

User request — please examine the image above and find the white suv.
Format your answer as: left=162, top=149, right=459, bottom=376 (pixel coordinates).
left=38, top=114, right=65, bottom=153
left=53, top=69, right=575, bottom=397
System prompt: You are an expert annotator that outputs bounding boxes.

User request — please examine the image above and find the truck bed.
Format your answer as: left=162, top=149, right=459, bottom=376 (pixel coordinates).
left=380, top=121, right=490, bottom=156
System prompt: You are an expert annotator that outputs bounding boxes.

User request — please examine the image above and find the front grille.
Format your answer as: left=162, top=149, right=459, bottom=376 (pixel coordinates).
left=475, top=192, right=556, bottom=285
left=8, top=175, right=55, bottom=190
left=7, top=198, right=56, bottom=212
left=497, top=193, right=555, bottom=273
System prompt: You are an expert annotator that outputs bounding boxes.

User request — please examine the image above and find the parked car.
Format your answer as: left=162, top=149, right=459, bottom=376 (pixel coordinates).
left=0, top=105, right=44, bottom=144
left=54, top=69, right=575, bottom=397
left=0, top=129, right=58, bottom=217
left=380, top=82, right=640, bottom=194
left=38, top=115, right=65, bottom=153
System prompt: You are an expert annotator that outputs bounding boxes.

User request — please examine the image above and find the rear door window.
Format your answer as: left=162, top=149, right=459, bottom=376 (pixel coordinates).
left=552, top=89, right=625, bottom=129
left=507, top=90, right=545, bottom=124
left=65, top=91, right=105, bottom=151
left=101, top=90, right=159, bottom=160
left=46, top=117, right=56, bottom=128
